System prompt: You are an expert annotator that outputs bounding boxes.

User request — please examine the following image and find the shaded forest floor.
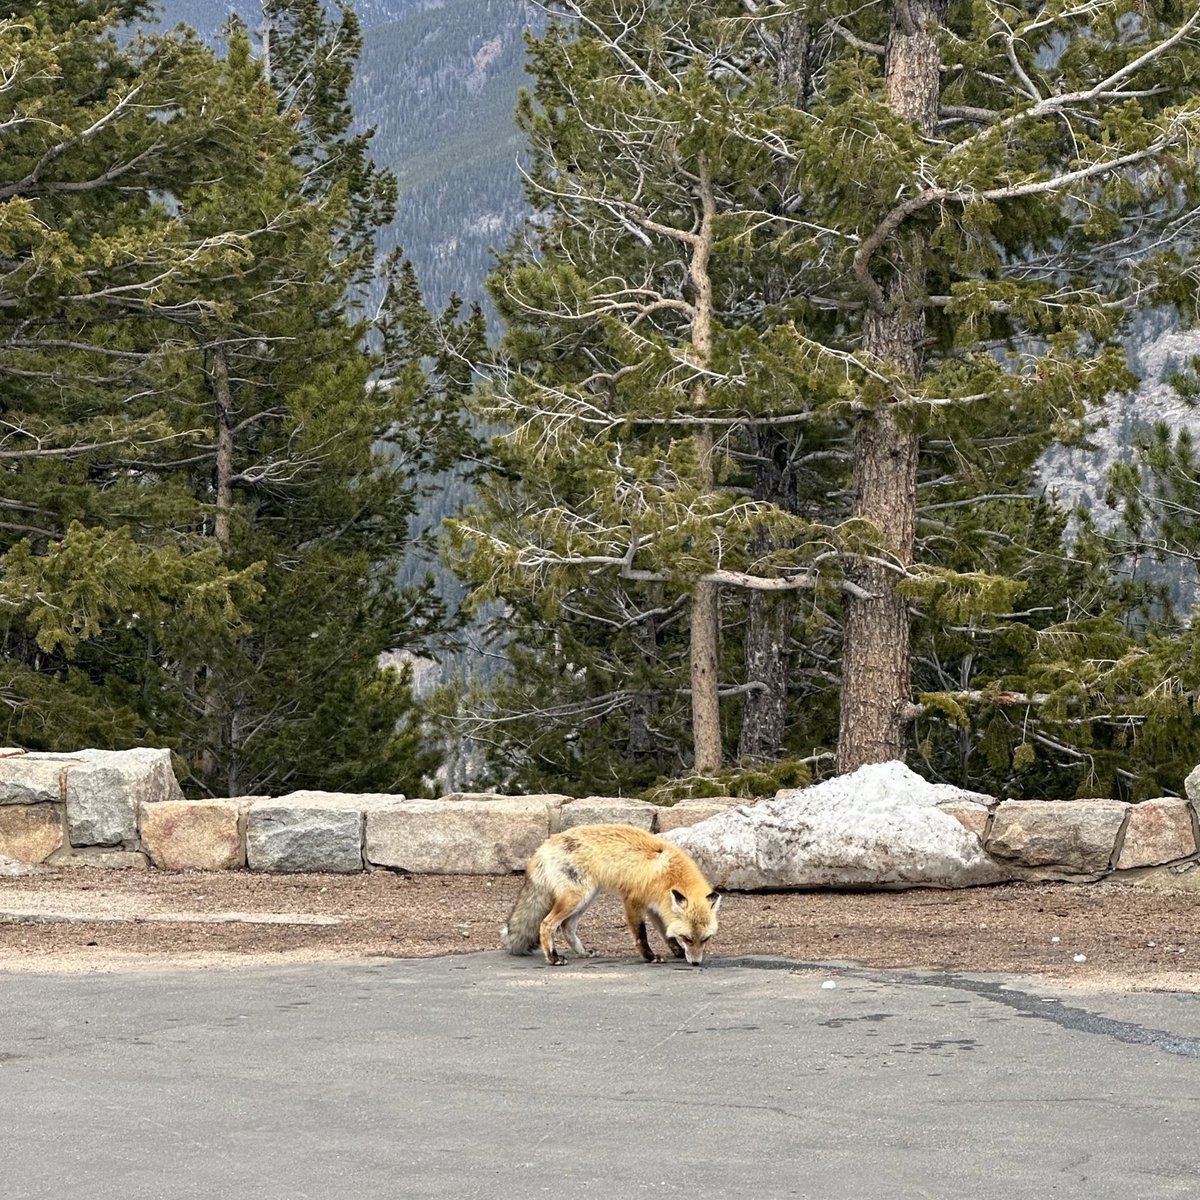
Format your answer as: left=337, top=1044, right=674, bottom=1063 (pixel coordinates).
left=1, top=869, right=1198, bottom=990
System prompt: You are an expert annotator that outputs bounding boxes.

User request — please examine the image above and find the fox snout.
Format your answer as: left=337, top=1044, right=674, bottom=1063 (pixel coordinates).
left=670, top=933, right=709, bottom=965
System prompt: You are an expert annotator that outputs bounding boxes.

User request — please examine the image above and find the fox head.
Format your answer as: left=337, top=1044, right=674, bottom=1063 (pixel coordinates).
left=666, top=888, right=721, bottom=965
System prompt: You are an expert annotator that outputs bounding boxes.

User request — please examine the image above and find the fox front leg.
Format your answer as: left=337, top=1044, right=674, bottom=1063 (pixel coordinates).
left=624, top=899, right=662, bottom=964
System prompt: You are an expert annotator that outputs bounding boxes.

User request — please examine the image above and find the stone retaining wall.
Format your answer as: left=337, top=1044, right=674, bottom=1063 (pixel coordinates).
left=0, top=749, right=742, bottom=875
left=1, top=748, right=1198, bottom=889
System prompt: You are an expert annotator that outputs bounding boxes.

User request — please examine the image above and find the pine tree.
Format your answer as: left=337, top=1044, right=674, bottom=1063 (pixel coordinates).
left=0, top=3, right=267, bottom=748
left=456, top=0, right=857, bottom=780
left=0, top=2, right=474, bottom=795
left=455, top=0, right=1200, bottom=784
left=154, top=11, right=465, bottom=796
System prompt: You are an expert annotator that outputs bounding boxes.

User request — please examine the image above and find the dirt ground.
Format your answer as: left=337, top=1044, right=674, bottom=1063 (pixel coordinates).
left=2, top=867, right=1199, bottom=989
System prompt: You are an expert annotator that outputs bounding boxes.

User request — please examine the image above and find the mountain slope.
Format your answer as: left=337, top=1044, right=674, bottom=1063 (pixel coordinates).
left=155, top=0, right=532, bottom=306
left=154, top=0, right=422, bottom=35
left=354, top=0, right=532, bottom=305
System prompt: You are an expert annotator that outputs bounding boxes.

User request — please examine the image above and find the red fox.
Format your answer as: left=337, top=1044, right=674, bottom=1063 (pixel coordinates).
left=500, top=823, right=721, bottom=966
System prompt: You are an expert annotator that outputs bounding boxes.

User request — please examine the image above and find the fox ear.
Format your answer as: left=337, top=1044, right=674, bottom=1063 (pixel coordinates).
left=707, top=891, right=721, bottom=913
left=670, top=888, right=687, bottom=912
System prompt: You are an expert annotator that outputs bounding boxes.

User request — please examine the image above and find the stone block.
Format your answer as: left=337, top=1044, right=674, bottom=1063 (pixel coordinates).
left=1116, top=798, right=1198, bottom=869
left=64, top=748, right=183, bottom=847
left=441, top=791, right=570, bottom=806
left=140, top=799, right=250, bottom=871
left=1112, top=859, right=1200, bottom=892
left=247, top=792, right=403, bottom=873
left=0, top=754, right=72, bottom=805
left=366, top=798, right=553, bottom=874
left=46, top=847, right=149, bottom=869
left=0, top=803, right=63, bottom=863
left=0, top=854, right=40, bottom=876
left=1184, top=764, right=1200, bottom=804
left=987, top=799, right=1127, bottom=874
left=655, top=798, right=738, bottom=833
left=938, top=800, right=990, bottom=840
left=561, top=796, right=657, bottom=831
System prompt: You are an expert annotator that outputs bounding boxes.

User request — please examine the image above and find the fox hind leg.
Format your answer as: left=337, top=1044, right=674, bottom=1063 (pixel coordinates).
left=540, top=889, right=587, bottom=965
left=562, top=888, right=599, bottom=958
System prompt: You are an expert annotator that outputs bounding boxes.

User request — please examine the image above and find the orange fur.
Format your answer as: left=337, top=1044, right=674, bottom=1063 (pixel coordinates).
left=500, top=824, right=721, bottom=966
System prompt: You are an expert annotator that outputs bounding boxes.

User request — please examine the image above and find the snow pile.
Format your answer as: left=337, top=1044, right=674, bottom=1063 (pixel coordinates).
left=664, top=761, right=1010, bottom=891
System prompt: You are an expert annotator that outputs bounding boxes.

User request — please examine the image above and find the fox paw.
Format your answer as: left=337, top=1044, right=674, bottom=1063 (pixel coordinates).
left=546, top=952, right=567, bottom=966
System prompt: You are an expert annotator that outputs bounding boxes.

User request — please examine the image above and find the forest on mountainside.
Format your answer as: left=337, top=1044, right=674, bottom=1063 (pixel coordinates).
left=8, top=0, right=1200, bottom=805
left=158, top=0, right=532, bottom=308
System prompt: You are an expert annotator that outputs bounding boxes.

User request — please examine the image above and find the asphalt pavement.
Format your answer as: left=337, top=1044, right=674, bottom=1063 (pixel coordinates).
left=2, top=952, right=1198, bottom=1199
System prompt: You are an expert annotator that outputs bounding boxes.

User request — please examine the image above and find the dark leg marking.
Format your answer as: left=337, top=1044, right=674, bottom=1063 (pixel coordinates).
left=635, top=921, right=656, bottom=963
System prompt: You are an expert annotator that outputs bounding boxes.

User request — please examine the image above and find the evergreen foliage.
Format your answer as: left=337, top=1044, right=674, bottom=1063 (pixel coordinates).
left=11, top=0, right=1200, bottom=803
left=453, top=0, right=1200, bottom=798
left=0, top=2, right=460, bottom=795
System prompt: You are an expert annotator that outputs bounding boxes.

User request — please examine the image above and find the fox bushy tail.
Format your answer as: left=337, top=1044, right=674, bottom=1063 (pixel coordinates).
left=500, top=877, right=553, bottom=955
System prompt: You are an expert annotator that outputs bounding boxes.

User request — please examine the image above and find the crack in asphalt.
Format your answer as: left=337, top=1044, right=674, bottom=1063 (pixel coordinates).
left=905, top=971, right=1200, bottom=1061
left=709, top=954, right=1200, bottom=1060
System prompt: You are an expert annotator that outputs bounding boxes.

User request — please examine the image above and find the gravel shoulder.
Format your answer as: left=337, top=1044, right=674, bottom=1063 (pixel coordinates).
left=2, top=868, right=1199, bottom=989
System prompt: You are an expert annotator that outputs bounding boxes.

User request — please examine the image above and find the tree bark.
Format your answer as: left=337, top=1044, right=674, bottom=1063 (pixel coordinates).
left=212, top=345, right=234, bottom=548
left=738, top=430, right=797, bottom=762
left=688, top=156, right=723, bottom=775
left=775, top=14, right=811, bottom=104
left=738, top=588, right=793, bottom=760
left=837, top=349, right=918, bottom=771
left=734, top=15, right=811, bottom=764
left=836, top=0, right=944, bottom=774
left=202, top=345, right=236, bottom=786
left=627, top=600, right=659, bottom=758
left=690, top=574, right=723, bottom=774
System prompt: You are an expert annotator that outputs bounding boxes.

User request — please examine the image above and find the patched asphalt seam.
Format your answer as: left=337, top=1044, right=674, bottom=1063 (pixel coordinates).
left=896, top=971, right=1200, bottom=1060
left=711, top=954, right=1200, bottom=1060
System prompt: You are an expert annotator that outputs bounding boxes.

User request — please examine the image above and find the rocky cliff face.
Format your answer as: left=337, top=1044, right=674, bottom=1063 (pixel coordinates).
left=1042, top=317, right=1200, bottom=518
left=352, top=0, right=533, bottom=307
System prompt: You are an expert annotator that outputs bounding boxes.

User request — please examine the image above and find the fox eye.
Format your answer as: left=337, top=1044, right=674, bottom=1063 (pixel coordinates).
left=676, top=935, right=692, bottom=944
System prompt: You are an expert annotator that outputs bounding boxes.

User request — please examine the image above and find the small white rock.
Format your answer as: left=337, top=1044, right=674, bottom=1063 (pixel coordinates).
left=1050, top=936, right=1060, bottom=944
left=1073, top=953, right=1087, bottom=963
left=821, top=980, right=837, bottom=990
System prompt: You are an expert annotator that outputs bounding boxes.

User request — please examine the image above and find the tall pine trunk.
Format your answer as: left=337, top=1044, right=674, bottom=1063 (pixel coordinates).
left=836, top=0, right=943, bottom=773
left=738, top=430, right=797, bottom=761
left=212, top=345, right=234, bottom=547
left=202, top=345, right=236, bottom=790
left=735, top=16, right=810, bottom=764
left=689, top=157, right=722, bottom=774
left=737, top=588, right=794, bottom=760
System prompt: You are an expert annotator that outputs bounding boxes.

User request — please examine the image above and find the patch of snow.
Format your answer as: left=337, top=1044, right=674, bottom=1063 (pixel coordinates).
left=666, top=761, right=1010, bottom=891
